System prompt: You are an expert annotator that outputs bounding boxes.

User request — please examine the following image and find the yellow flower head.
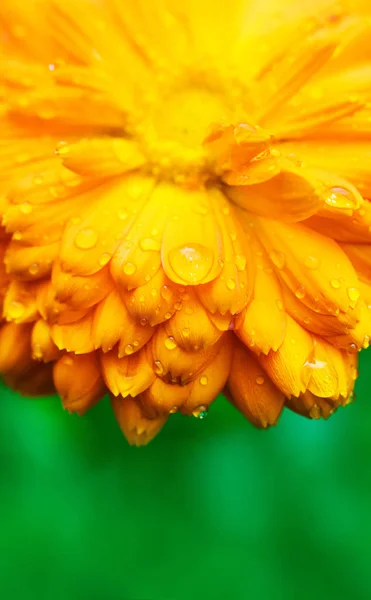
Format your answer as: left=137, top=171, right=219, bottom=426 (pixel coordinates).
left=1, top=0, right=370, bottom=444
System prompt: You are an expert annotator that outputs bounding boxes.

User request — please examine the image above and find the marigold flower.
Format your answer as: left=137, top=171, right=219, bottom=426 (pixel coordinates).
left=1, top=0, right=370, bottom=444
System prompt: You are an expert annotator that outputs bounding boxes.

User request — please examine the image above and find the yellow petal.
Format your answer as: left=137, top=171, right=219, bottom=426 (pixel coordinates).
left=139, top=377, right=191, bottom=417
left=51, top=312, right=95, bottom=354
left=161, top=184, right=223, bottom=285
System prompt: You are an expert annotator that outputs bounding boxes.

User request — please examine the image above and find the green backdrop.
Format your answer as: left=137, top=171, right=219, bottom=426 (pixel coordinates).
left=1, top=351, right=371, bottom=600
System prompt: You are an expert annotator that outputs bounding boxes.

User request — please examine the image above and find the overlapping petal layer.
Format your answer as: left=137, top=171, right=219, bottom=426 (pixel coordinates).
left=0, top=0, right=370, bottom=444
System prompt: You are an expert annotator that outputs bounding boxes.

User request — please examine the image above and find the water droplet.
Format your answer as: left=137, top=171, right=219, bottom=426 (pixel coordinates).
left=164, top=336, right=177, bottom=350
left=276, top=299, right=283, bottom=311
left=154, top=360, right=165, bottom=376
left=226, top=278, right=236, bottom=290
left=193, top=204, right=208, bottom=215
left=151, top=289, right=157, bottom=297
left=56, top=141, right=70, bottom=155
left=140, top=318, right=148, bottom=326
left=99, top=253, right=111, bottom=266
left=8, top=301, right=25, bottom=320
left=140, top=238, right=161, bottom=251
left=29, top=263, right=39, bottom=275
left=20, top=202, right=32, bottom=215
left=347, top=287, right=360, bottom=303
left=168, top=243, right=214, bottom=283
left=124, top=344, right=134, bottom=355
left=182, top=328, right=190, bottom=338
left=75, top=228, right=98, bottom=250
left=164, top=312, right=172, bottom=319
left=174, top=301, right=182, bottom=311
left=330, top=278, right=341, bottom=289
left=235, top=255, right=246, bottom=271
left=118, top=209, right=128, bottom=220
left=304, top=256, right=320, bottom=269
left=13, top=231, right=22, bottom=241
left=270, top=251, right=285, bottom=269
left=33, top=344, right=43, bottom=360
left=123, top=262, right=136, bottom=275
left=192, top=405, right=208, bottom=419
left=295, top=286, right=305, bottom=299
left=200, top=375, right=208, bottom=386
left=255, top=376, right=265, bottom=385
left=160, top=286, right=172, bottom=302
left=169, top=406, right=178, bottom=414
left=309, top=404, right=321, bottom=419
left=325, top=186, right=357, bottom=210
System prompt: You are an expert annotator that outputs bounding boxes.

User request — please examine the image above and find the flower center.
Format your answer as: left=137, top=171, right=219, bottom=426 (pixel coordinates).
left=135, top=70, right=248, bottom=183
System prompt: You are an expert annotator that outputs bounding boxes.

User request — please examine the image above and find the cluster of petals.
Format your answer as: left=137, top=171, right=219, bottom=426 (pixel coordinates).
left=0, top=0, right=370, bottom=444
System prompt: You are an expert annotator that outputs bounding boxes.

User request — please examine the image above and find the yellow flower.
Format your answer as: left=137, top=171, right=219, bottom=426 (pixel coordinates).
left=0, top=0, right=370, bottom=444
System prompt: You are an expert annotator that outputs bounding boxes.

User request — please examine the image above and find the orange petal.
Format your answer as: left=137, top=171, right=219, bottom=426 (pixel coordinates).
left=0, top=322, right=33, bottom=376
left=4, top=363, right=55, bottom=397
left=5, top=240, right=58, bottom=281
left=164, top=288, right=221, bottom=351
left=228, top=341, right=285, bottom=428
left=226, top=166, right=324, bottom=222
left=101, top=347, right=155, bottom=398
left=138, top=378, right=191, bottom=417
left=3, top=280, right=39, bottom=324
left=341, top=243, right=371, bottom=284
left=92, top=290, right=153, bottom=354
left=31, top=319, right=61, bottom=363
left=110, top=394, right=167, bottom=446
left=53, top=353, right=105, bottom=415
left=306, top=203, right=371, bottom=243
left=52, top=264, right=113, bottom=310
left=286, top=392, right=336, bottom=420
left=150, top=327, right=222, bottom=385
left=306, top=338, right=349, bottom=399
left=121, top=268, right=183, bottom=327
left=255, top=217, right=361, bottom=315
left=259, top=316, right=313, bottom=397
left=180, top=333, right=233, bottom=416
left=197, top=192, right=254, bottom=315
left=51, top=312, right=95, bottom=354
left=236, top=239, right=286, bottom=354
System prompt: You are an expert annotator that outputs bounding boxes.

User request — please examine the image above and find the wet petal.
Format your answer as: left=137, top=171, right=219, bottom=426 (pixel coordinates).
left=110, top=394, right=167, bottom=446
left=228, top=341, right=285, bottom=428
left=101, top=347, right=155, bottom=398
left=53, top=353, right=105, bottom=415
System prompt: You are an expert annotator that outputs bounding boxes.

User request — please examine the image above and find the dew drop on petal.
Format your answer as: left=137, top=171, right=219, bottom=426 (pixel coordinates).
left=192, top=406, right=208, bottom=419
left=20, top=202, right=32, bottom=215
left=140, top=238, right=161, bottom=251
left=124, top=344, right=135, bottom=355
left=160, top=285, right=172, bottom=301
left=276, top=299, right=283, bottom=311
left=347, top=287, right=360, bottom=303
left=99, top=253, right=111, bottom=266
left=164, top=336, right=177, bottom=350
left=182, top=328, right=190, bottom=338
left=8, top=301, right=25, bottom=320
left=304, top=255, right=320, bottom=269
left=154, top=360, right=165, bottom=376
left=29, top=263, right=39, bottom=275
left=140, top=318, right=148, bottom=326
left=255, top=376, right=265, bottom=385
left=169, top=406, right=178, bottom=414
left=75, top=228, right=98, bottom=250
left=330, top=278, right=341, bottom=289
left=226, top=278, right=236, bottom=290
left=123, top=262, right=136, bottom=275
left=168, top=243, right=214, bottom=283
left=270, top=251, right=285, bottom=269
left=200, top=375, right=208, bottom=386
left=235, top=255, right=246, bottom=271
left=295, top=286, right=305, bottom=299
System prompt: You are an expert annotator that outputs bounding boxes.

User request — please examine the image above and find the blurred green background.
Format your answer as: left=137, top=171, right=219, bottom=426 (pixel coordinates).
left=1, top=352, right=371, bottom=600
